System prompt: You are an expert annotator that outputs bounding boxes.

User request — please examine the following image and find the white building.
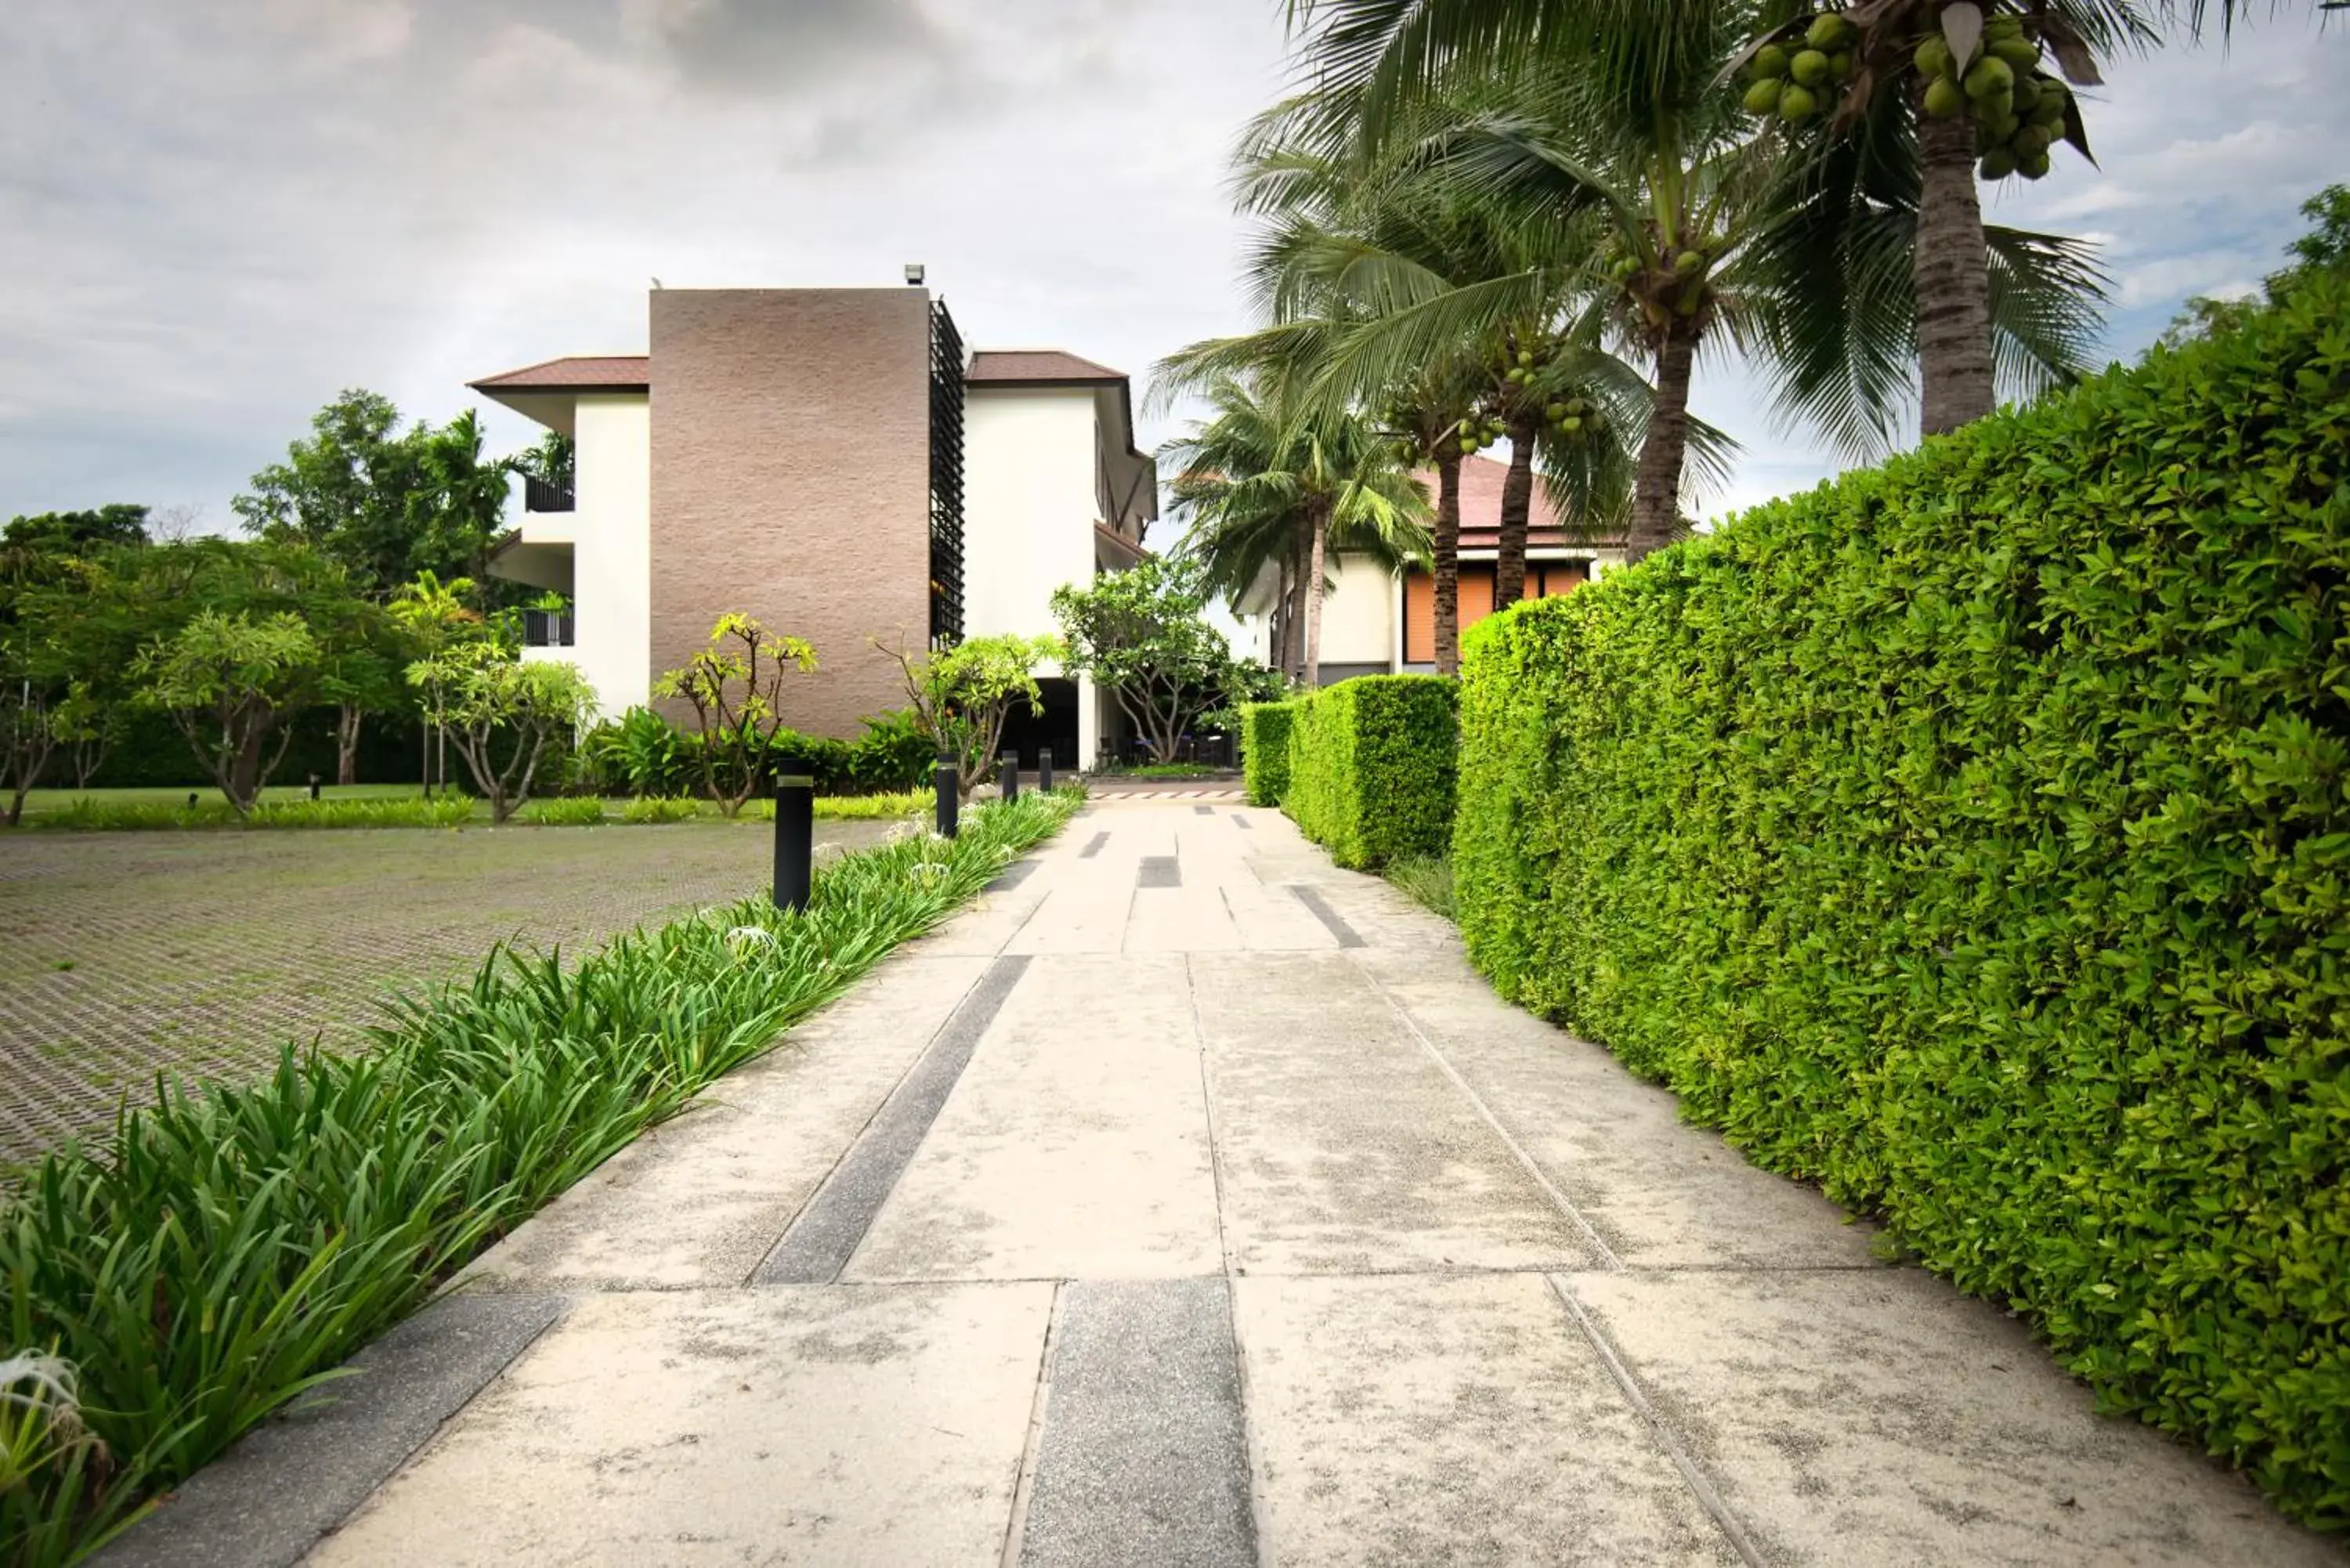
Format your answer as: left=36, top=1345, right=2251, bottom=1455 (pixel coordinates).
left=471, top=286, right=1155, bottom=768
left=1232, top=454, right=1626, bottom=677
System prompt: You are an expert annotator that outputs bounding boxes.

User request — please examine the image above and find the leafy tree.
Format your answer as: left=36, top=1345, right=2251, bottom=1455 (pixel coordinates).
left=388, top=572, right=488, bottom=795
left=653, top=613, right=819, bottom=816
left=235, top=392, right=514, bottom=595
left=132, top=609, right=324, bottom=813
left=2, top=506, right=149, bottom=555
left=879, top=634, right=1060, bottom=798
left=1053, top=558, right=1248, bottom=761
left=404, top=645, right=595, bottom=823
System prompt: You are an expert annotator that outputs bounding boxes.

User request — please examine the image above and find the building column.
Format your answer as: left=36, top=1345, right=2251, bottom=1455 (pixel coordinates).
left=1078, top=673, right=1102, bottom=772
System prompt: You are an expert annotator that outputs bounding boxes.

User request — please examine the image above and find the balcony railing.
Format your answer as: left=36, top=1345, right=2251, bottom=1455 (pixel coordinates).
left=524, top=473, right=575, bottom=513
left=523, top=609, right=574, bottom=648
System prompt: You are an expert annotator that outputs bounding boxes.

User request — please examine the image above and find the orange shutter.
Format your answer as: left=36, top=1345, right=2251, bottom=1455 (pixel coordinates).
left=1459, top=565, right=1495, bottom=628
left=1404, top=569, right=1434, bottom=663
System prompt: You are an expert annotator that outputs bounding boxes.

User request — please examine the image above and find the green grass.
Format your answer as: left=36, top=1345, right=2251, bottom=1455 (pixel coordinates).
left=11, top=788, right=933, bottom=833
left=13, top=784, right=423, bottom=817
left=1382, top=853, right=1456, bottom=921
left=1094, top=762, right=1237, bottom=779
left=0, top=787, right=1083, bottom=1563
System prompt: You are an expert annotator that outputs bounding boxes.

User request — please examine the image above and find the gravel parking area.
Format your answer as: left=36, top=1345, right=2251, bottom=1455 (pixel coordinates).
left=0, top=818, right=905, bottom=1167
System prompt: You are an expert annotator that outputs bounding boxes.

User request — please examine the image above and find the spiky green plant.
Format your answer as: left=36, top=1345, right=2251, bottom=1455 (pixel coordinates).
left=0, top=788, right=1083, bottom=1563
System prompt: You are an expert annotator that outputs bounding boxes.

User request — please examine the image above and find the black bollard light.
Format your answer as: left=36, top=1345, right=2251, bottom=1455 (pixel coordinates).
left=1039, top=746, right=1054, bottom=793
left=999, top=751, right=1020, bottom=804
left=772, top=773, right=814, bottom=913
left=309, top=774, right=322, bottom=801
left=934, top=753, right=960, bottom=840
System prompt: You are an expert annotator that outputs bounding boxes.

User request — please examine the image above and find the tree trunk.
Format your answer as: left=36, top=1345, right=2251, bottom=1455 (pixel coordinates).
left=1303, top=502, right=1329, bottom=690
left=1433, top=450, right=1463, bottom=676
left=337, top=704, right=363, bottom=786
left=1915, top=110, right=1997, bottom=436
left=1627, top=326, right=1700, bottom=563
left=226, top=717, right=272, bottom=815
left=1495, top=415, right=1538, bottom=609
left=1279, top=529, right=1308, bottom=681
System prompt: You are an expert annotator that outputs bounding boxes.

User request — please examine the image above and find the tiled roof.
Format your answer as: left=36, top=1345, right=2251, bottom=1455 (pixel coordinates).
left=1434, top=454, right=1624, bottom=551
left=469, top=356, right=650, bottom=392
left=967, top=349, right=1126, bottom=384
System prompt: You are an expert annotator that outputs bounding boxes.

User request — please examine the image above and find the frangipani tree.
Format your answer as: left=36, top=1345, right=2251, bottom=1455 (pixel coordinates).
left=405, top=644, right=595, bottom=823
left=879, top=633, right=1060, bottom=798
left=655, top=613, right=819, bottom=817
left=132, top=609, right=323, bottom=814
left=1052, top=557, right=1240, bottom=763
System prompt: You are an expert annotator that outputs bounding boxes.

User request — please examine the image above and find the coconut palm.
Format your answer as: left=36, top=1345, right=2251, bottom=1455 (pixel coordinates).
left=1166, top=103, right=1656, bottom=656
left=1162, top=374, right=1431, bottom=688
left=1285, top=0, right=2118, bottom=455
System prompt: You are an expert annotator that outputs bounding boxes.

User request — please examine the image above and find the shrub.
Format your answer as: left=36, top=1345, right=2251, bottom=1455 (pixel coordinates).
left=1452, top=258, right=2350, bottom=1526
left=518, top=796, right=605, bottom=826
left=620, top=796, right=700, bottom=825
left=20, top=797, right=477, bottom=832
left=0, top=789, right=1084, bottom=1563
left=1282, top=677, right=1456, bottom=869
left=1239, top=701, right=1295, bottom=806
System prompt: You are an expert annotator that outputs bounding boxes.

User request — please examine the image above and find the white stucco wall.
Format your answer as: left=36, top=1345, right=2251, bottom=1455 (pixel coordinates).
left=1315, top=551, right=1397, bottom=670
left=562, top=395, right=652, bottom=718
left=964, top=385, right=1105, bottom=764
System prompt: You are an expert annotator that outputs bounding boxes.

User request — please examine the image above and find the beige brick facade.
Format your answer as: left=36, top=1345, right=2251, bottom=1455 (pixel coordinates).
left=648, top=289, right=933, bottom=739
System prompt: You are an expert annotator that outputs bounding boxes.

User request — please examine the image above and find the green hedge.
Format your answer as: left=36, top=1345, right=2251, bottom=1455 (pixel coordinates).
left=1239, top=701, right=1296, bottom=805
left=1453, top=263, right=2350, bottom=1526
left=1285, top=676, right=1457, bottom=869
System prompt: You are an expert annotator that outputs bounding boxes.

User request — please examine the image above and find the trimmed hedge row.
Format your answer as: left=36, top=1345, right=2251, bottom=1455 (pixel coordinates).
left=1453, top=262, right=2350, bottom=1526
left=1240, top=701, right=1296, bottom=805
left=1284, top=675, right=1457, bottom=869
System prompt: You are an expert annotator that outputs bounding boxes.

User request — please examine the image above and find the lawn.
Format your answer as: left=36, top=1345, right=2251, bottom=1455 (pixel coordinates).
left=9, top=785, right=928, bottom=829
left=0, top=816, right=906, bottom=1167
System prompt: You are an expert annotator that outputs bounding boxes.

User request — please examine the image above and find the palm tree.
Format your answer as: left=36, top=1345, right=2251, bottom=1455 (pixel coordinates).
left=1285, top=0, right=2117, bottom=461
left=1166, top=103, right=1653, bottom=654
left=1162, top=375, right=1431, bottom=687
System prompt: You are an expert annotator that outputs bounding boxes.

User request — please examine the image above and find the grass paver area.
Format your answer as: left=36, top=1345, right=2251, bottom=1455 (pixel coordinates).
left=0, top=819, right=902, bottom=1165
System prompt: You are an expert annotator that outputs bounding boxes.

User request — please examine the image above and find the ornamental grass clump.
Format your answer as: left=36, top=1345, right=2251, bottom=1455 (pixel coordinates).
left=0, top=788, right=1082, bottom=1563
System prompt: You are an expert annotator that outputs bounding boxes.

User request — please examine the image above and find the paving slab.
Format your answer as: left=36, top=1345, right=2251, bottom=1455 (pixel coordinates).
left=1126, top=884, right=1246, bottom=952
left=1354, top=953, right=1882, bottom=1271
left=308, top=1284, right=1054, bottom=1567
left=1193, top=950, right=1596, bottom=1274
left=1564, top=1268, right=2341, bottom=1567
left=847, top=955, right=1224, bottom=1281
left=1235, top=1273, right=1741, bottom=1567
left=1018, top=1278, right=1256, bottom=1568
left=96, top=1294, right=565, bottom=1568
left=457, top=952, right=990, bottom=1292
left=1216, top=881, right=1341, bottom=951
left=758, top=955, right=1031, bottom=1284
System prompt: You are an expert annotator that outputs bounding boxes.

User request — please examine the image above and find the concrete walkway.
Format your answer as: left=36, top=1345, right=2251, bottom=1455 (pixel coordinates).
left=107, top=802, right=2340, bottom=1567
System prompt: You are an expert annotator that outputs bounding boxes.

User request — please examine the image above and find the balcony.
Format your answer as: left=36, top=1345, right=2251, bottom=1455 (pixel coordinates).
left=524, top=473, right=575, bottom=513
left=522, top=609, right=575, bottom=648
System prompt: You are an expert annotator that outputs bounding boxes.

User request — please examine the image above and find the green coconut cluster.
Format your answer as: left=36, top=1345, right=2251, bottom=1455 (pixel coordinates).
left=1452, top=410, right=1508, bottom=455
left=1914, top=14, right=2071, bottom=181
left=1740, top=9, right=1856, bottom=124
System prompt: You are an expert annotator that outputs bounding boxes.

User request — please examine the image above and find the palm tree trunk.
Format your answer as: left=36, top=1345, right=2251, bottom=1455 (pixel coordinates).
left=1433, top=450, right=1463, bottom=675
left=1915, top=112, right=1996, bottom=435
left=1303, top=502, right=1329, bottom=689
left=1282, top=526, right=1309, bottom=681
left=1628, top=325, right=1699, bottom=562
left=1495, top=414, right=1538, bottom=607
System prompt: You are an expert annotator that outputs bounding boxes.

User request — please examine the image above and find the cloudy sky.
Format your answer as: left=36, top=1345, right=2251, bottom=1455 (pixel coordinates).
left=2, top=0, right=2343, bottom=533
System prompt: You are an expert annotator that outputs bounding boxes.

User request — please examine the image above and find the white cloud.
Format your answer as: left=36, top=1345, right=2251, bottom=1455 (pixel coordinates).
left=0, top=2, right=2341, bottom=533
